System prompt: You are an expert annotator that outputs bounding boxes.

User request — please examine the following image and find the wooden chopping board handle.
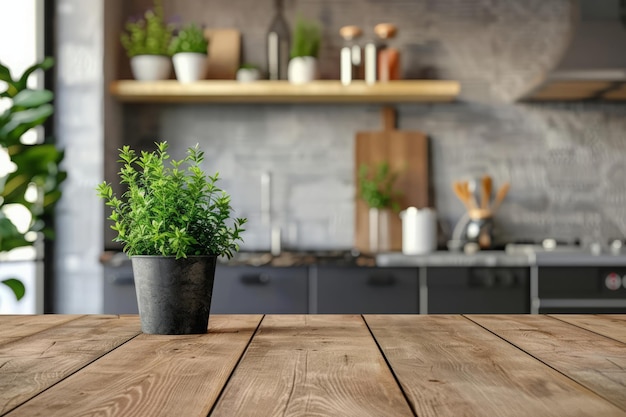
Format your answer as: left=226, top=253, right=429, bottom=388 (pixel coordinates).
left=381, top=106, right=397, bottom=131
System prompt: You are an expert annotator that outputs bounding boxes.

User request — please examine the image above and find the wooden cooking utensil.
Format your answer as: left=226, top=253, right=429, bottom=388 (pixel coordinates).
left=452, top=181, right=471, bottom=211
left=481, top=175, right=492, bottom=210
left=490, top=182, right=510, bottom=213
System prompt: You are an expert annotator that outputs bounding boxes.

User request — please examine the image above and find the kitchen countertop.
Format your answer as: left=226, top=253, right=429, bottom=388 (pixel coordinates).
left=377, top=247, right=626, bottom=267
left=2, top=314, right=626, bottom=416
left=101, top=247, right=626, bottom=269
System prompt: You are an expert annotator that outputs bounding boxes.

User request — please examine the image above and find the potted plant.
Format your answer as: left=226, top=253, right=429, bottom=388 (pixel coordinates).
left=169, top=23, right=209, bottom=83
left=358, top=161, right=401, bottom=253
left=120, top=0, right=173, bottom=81
left=288, top=16, right=321, bottom=84
left=0, top=57, right=66, bottom=307
left=236, top=63, right=261, bottom=83
left=96, top=142, right=246, bottom=335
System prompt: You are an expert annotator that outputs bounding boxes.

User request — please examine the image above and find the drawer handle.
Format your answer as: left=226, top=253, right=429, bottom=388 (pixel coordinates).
left=366, top=275, right=396, bottom=287
left=240, top=274, right=271, bottom=285
left=108, top=274, right=135, bottom=286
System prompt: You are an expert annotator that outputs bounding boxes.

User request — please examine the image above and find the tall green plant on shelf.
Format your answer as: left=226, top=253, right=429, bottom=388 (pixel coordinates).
left=120, top=0, right=173, bottom=57
left=290, top=16, right=321, bottom=58
left=0, top=57, right=66, bottom=304
left=168, top=23, right=209, bottom=55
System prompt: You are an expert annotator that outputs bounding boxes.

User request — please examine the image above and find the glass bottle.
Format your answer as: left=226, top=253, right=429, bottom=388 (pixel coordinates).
left=374, top=23, right=401, bottom=82
left=363, top=33, right=378, bottom=85
left=339, top=25, right=363, bottom=85
left=266, top=0, right=290, bottom=80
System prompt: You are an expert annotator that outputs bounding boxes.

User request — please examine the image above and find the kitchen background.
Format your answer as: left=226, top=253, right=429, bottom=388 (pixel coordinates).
left=53, top=0, right=626, bottom=312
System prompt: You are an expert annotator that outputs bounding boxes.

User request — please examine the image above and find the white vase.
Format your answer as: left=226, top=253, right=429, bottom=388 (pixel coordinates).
left=172, top=52, right=207, bottom=83
left=130, top=55, right=171, bottom=81
left=368, top=207, right=391, bottom=253
left=287, top=56, right=318, bottom=84
left=236, top=68, right=261, bottom=83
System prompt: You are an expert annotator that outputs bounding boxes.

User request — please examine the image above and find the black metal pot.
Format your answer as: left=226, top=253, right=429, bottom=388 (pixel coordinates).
left=131, top=255, right=217, bottom=335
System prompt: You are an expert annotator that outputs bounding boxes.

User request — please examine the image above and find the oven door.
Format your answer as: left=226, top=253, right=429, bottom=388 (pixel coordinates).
left=538, top=266, right=626, bottom=313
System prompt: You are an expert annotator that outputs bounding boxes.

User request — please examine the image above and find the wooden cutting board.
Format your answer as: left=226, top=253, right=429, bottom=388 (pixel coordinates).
left=204, top=29, right=241, bottom=80
left=355, top=108, right=430, bottom=253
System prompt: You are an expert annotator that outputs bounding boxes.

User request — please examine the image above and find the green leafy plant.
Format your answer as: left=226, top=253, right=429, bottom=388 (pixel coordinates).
left=120, top=0, right=174, bottom=57
left=239, top=63, right=259, bottom=70
left=168, top=23, right=208, bottom=55
left=290, top=16, right=321, bottom=58
left=97, top=142, right=246, bottom=260
left=358, top=162, right=402, bottom=210
left=0, top=57, right=66, bottom=303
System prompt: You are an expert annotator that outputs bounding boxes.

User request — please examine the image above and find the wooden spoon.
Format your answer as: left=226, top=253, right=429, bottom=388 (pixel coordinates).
left=491, top=182, right=510, bottom=213
left=452, top=181, right=471, bottom=210
left=481, top=175, right=492, bottom=210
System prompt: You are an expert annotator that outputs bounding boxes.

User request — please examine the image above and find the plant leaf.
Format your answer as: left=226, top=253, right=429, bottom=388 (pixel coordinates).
left=12, top=89, right=54, bottom=109
left=1, top=278, right=26, bottom=301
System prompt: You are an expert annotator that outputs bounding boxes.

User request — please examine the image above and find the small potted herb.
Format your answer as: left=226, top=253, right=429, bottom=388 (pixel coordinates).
left=96, top=142, right=246, bottom=334
left=287, top=16, right=321, bottom=84
left=169, top=23, right=209, bottom=83
left=120, top=0, right=174, bottom=81
left=236, top=63, right=261, bottom=83
left=358, top=161, right=402, bottom=253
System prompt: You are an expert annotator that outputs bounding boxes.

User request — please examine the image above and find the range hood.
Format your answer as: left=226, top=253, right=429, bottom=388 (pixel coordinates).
left=523, top=0, right=626, bottom=101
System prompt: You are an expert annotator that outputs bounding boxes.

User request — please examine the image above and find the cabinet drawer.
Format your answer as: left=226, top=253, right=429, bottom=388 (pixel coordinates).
left=317, top=267, right=418, bottom=314
left=426, top=267, right=530, bottom=314
left=210, top=266, right=308, bottom=314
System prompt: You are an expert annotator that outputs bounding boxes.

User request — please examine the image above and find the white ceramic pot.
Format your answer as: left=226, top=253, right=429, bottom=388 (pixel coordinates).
left=236, top=68, right=261, bottom=83
left=287, top=56, right=318, bottom=84
left=172, top=52, right=207, bottom=83
left=130, top=55, right=171, bottom=81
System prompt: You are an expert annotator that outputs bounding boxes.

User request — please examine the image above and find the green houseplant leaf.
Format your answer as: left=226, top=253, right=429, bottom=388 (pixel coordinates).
left=1, top=278, right=25, bottom=301
left=0, top=57, right=66, bottom=305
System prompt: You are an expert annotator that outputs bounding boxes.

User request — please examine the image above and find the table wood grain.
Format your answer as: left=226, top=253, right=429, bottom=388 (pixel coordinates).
left=1, top=314, right=625, bottom=417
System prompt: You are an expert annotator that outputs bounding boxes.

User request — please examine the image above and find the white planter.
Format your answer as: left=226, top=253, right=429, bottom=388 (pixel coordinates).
left=287, top=56, right=318, bottom=84
left=236, top=68, right=261, bottom=83
left=130, top=55, right=171, bottom=81
left=172, top=52, right=208, bottom=83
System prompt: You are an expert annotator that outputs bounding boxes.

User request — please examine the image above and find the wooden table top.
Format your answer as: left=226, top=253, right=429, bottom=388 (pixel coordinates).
left=1, top=315, right=625, bottom=417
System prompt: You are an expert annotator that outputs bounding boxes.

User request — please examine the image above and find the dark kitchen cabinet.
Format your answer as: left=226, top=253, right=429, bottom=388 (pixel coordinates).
left=210, top=266, right=309, bottom=314
left=426, top=267, right=530, bottom=314
left=316, top=267, right=419, bottom=314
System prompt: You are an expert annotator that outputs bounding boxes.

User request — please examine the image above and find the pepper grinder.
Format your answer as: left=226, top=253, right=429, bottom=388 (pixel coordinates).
left=339, top=25, right=363, bottom=85
left=374, top=23, right=401, bottom=82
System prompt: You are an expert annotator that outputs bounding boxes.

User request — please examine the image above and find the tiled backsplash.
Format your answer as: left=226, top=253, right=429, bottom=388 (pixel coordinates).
left=124, top=101, right=626, bottom=250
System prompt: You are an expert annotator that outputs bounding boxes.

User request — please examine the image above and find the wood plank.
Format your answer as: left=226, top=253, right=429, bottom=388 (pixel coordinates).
left=550, top=314, right=626, bottom=344
left=365, top=315, right=626, bottom=417
left=211, top=315, right=414, bottom=417
left=468, top=315, right=626, bottom=412
left=0, top=315, right=141, bottom=416
left=6, top=315, right=262, bottom=417
left=109, top=80, right=460, bottom=103
left=0, top=315, right=83, bottom=346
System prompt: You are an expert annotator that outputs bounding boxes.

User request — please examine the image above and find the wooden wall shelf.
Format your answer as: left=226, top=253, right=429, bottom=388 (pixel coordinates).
left=109, top=80, right=460, bottom=103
